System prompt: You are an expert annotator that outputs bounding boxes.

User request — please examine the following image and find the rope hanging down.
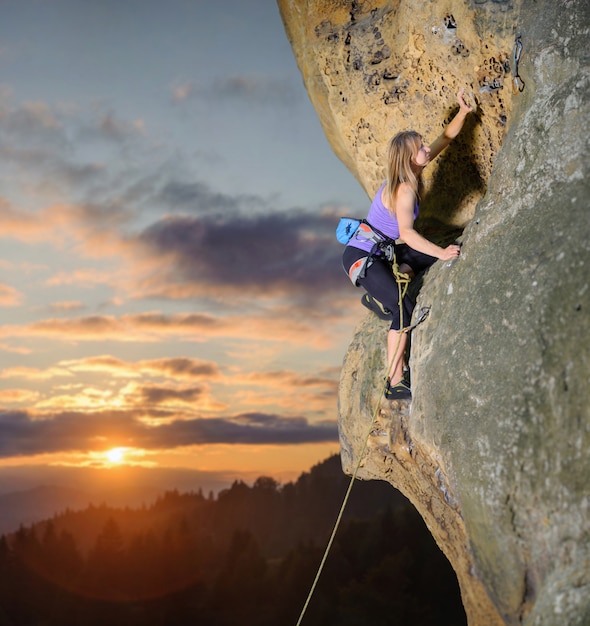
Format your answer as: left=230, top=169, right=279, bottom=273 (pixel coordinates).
left=295, top=251, right=429, bottom=626
left=391, top=252, right=431, bottom=334
left=294, top=340, right=402, bottom=626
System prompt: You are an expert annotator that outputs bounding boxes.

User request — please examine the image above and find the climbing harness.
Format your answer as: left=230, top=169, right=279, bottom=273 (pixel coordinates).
left=336, top=217, right=397, bottom=286
left=337, top=216, right=430, bottom=333
left=511, top=34, right=525, bottom=94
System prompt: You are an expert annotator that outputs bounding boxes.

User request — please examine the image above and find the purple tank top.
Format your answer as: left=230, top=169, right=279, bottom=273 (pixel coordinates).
left=347, top=183, right=419, bottom=253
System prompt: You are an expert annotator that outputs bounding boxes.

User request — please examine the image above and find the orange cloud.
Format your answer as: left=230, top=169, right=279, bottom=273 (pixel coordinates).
left=16, top=101, right=60, bottom=129
left=0, top=310, right=332, bottom=346
left=0, top=388, right=40, bottom=404
left=0, top=343, right=31, bottom=355
left=0, top=199, right=47, bottom=242
left=121, top=381, right=227, bottom=413
left=0, top=408, right=338, bottom=459
left=27, top=379, right=224, bottom=417
left=47, top=300, right=85, bottom=313
left=45, top=269, right=114, bottom=288
left=0, top=366, right=73, bottom=381
left=241, top=369, right=339, bottom=388
left=0, top=198, right=131, bottom=256
left=63, top=355, right=222, bottom=381
left=171, top=82, right=194, bottom=102
left=0, top=282, right=22, bottom=307
left=0, top=355, right=227, bottom=415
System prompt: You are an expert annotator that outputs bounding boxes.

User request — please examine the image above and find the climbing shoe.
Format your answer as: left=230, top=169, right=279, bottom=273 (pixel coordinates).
left=361, top=293, right=394, bottom=321
left=384, top=378, right=412, bottom=401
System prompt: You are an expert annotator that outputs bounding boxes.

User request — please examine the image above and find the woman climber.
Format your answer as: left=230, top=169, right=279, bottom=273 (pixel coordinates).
left=342, top=88, right=474, bottom=400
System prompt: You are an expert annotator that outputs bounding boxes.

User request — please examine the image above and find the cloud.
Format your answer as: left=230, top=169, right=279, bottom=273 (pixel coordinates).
left=135, top=384, right=207, bottom=406
left=242, top=369, right=339, bottom=389
left=0, top=92, right=352, bottom=308
left=63, top=355, right=221, bottom=381
left=0, top=97, right=155, bottom=224
left=0, top=98, right=142, bottom=151
left=0, top=310, right=334, bottom=347
left=171, top=75, right=300, bottom=107
left=0, top=258, right=48, bottom=274
left=237, top=370, right=340, bottom=413
left=0, top=100, right=62, bottom=140
left=45, top=269, right=116, bottom=288
left=0, top=343, right=31, bottom=355
left=94, top=111, right=145, bottom=142
left=0, top=198, right=48, bottom=242
left=0, top=196, right=353, bottom=308
left=135, top=210, right=347, bottom=302
left=210, top=75, right=299, bottom=106
left=0, top=366, right=73, bottom=381
left=0, top=199, right=131, bottom=252
left=155, top=179, right=267, bottom=215
left=171, top=82, right=194, bottom=102
left=0, top=389, right=40, bottom=404
left=47, top=301, right=86, bottom=313
left=34, top=313, right=188, bottom=342
left=0, top=355, right=340, bottom=425
left=0, top=101, right=102, bottom=199
left=0, top=282, right=22, bottom=307
left=0, top=409, right=338, bottom=457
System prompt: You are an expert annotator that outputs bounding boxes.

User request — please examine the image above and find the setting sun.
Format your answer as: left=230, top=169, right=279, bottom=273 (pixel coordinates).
left=105, top=447, right=127, bottom=465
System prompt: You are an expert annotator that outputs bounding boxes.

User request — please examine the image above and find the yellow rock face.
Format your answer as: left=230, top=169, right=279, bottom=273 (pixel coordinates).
left=278, top=0, right=518, bottom=227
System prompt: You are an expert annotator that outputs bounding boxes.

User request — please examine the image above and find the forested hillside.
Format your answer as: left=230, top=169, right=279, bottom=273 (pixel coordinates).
left=0, top=456, right=466, bottom=625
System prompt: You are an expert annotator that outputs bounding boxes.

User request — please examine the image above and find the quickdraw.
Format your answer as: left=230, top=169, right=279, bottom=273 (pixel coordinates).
left=511, top=34, right=525, bottom=94
left=404, top=305, right=431, bottom=333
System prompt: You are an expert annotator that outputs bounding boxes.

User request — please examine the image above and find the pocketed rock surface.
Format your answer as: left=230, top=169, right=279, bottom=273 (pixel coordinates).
left=279, top=0, right=590, bottom=624
left=279, top=0, right=519, bottom=228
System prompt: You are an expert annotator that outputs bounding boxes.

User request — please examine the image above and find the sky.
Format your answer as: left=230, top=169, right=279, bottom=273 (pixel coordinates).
left=0, top=0, right=370, bottom=491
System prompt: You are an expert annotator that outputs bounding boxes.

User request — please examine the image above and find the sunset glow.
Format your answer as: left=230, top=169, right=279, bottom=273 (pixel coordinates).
left=0, top=1, right=368, bottom=492
left=105, top=447, right=127, bottom=465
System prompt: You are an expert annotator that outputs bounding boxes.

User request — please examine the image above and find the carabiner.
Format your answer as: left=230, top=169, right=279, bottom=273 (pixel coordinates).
left=511, top=35, right=525, bottom=94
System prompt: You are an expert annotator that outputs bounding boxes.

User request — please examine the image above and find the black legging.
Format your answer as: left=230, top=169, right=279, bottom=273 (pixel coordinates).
left=343, top=244, right=436, bottom=331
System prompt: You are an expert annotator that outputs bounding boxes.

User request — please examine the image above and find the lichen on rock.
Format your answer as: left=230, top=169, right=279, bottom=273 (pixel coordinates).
left=279, top=0, right=590, bottom=624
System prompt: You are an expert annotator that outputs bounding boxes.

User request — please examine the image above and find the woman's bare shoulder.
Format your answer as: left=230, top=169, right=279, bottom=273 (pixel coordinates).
left=394, top=183, right=416, bottom=217
left=396, top=183, right=416, bottom=203
left=382, top=182, right=414, bottom=212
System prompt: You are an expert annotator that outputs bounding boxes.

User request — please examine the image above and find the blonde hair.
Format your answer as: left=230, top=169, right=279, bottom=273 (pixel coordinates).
left=384, top=130, right=423, bottom=215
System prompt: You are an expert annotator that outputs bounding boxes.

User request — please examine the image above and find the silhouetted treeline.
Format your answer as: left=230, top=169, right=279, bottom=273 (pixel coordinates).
left=0, top=455, right=466, bottom=625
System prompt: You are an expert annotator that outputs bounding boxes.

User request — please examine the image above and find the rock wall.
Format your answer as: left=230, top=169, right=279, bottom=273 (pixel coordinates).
left=278, top=0, right=590, bottom=624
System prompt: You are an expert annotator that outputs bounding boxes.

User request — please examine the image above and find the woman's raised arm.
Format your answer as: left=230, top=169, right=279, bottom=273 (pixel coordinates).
left=428, top=88, right=474, bottom=161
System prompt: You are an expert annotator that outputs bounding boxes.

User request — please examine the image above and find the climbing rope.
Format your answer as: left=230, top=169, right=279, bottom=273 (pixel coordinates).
left=295, top=254, right=428, bottom=626
left=294, top=337, right=404, bottom=626
left=391, top=259, right=411, bottom=328
left=392, top=255, right=431, bottom=334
